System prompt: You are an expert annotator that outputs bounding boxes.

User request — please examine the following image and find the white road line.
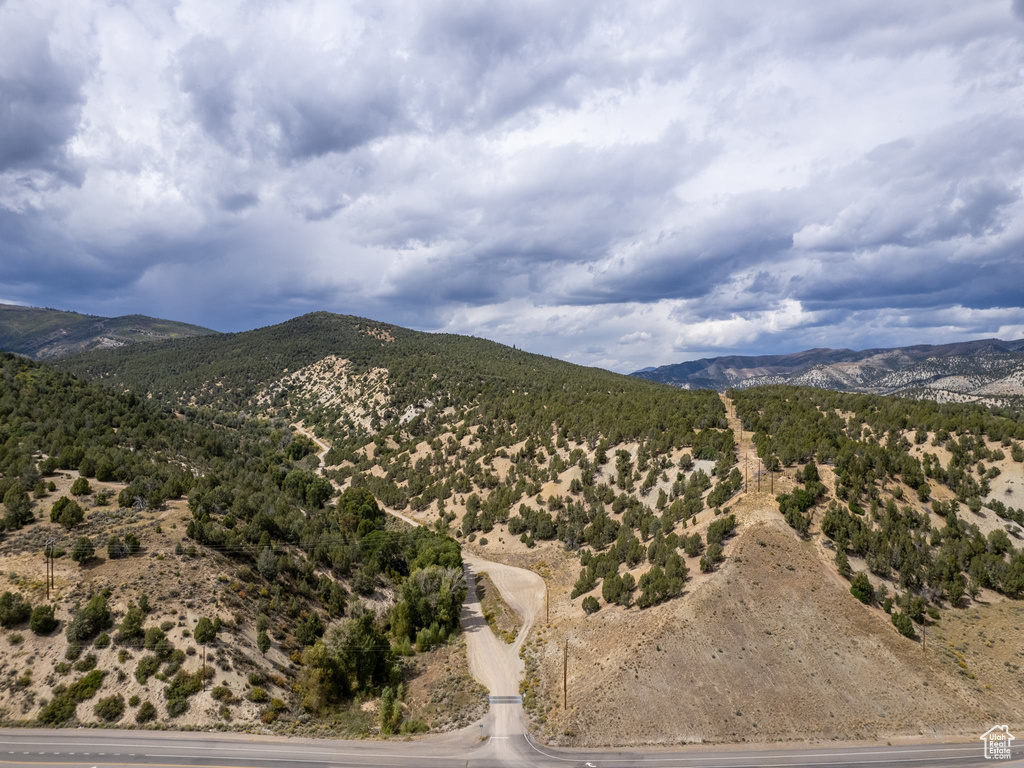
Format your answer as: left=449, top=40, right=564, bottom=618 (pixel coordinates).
left=144, top=754, right=408, bottom=766
left=652, top=757, right=1006, bottom=768
left=0, top=741, right=462, bottom=760
left=522, top=734, right=992, bottom=764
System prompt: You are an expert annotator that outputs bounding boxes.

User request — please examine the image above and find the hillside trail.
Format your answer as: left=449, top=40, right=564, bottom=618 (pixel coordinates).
left=296, top=424, right=423, bottom=527
left=720, top=392, right=792, bottom=504
left=721, top=391, right=757, bottom=472
left=718, top=395, right=869, bottom=594
left=293, top=423, right=545, bottom=757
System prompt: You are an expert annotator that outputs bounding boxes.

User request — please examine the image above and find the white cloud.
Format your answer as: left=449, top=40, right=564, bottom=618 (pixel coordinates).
left=1, top=0, right=1023, bottom=370
left=671, top=300, right=815, bottom=350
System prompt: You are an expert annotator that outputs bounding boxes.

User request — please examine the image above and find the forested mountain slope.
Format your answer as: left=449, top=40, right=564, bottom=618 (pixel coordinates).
left=0, top=303, right=216, bottom=360
left=0, top=351, right=477, bottom=732
left=4, top=312, right=742, bottom=736
left=48, top=313, right=1024, bottom=745
left=634, top=338, right=1024, bottom=406
left=62, top=312, right=741, bottom=612
left=62, top=311, right=720, bottom=428
left=62, top=313, right=1024, bottom=621
left=525, top=388, right=1024, bottom=746
left=733, top=385, right=1024, bottom=610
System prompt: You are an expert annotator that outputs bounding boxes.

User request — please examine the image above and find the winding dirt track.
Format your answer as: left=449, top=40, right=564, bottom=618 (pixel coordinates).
left=461, top=554, right=545, bottom=740
left=294, top=424, right=546, bottom=750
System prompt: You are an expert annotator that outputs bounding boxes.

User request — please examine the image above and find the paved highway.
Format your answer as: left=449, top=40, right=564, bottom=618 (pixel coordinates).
left=0, top=728, right=1018, bottom=768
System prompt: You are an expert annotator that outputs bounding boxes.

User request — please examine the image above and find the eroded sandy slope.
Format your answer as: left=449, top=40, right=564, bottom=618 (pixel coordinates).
left=529, top=514, right=1024, bottom=747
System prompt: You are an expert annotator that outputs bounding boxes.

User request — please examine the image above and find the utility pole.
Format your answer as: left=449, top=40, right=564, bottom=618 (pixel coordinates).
left=563, top=639, right=568, bottom=710
left=771, top=465, right=774, bottom=494
left=44, top=536, right=57, bottom=600
left=546, top=583, right=549, bottom=624
left=744, top=454, right=748, bottom=493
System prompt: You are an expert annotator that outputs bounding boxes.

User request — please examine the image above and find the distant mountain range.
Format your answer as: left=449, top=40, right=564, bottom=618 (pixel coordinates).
left=7, top=302, right=1024, bottom=408
left=0, top=303, right=217, bottom=359
left=633, top=338, right=1024, bottom=404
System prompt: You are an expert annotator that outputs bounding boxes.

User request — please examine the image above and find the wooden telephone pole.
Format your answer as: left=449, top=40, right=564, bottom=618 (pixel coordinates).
left=44, top=536, right=57, bottom=600
left=563, top=639, right=568, bottom=710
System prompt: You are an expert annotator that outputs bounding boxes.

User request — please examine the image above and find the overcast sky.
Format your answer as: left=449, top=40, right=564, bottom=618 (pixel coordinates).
left=3, top=1, right=1024, bottom=371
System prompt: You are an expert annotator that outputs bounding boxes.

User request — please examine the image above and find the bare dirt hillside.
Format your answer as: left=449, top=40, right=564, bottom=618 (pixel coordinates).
left=0, top=472, right=289, bottom=728
left=523, top=509, right=1023, bottom=747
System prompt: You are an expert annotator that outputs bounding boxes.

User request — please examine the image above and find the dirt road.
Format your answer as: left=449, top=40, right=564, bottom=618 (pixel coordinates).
left=295, top=423, right=448, bottom=529
left=462, top=554, right=545, bottom=742
left=292, top=423, right=547, bottom=751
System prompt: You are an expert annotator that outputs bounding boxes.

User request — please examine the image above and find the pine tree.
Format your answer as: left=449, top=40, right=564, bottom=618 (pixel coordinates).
left=850, top=572, right=874, bottom=604
left=835, top=547, right=851, bottom=579
left=892, top=611, right=914, bottom=638
left=379, top=686, right=400, bottom=735
left=71, top=537, right=95, bottom=565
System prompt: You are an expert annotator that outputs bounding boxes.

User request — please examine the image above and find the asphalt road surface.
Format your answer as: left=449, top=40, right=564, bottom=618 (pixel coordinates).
left=0, top=728, right=1019, bottom=768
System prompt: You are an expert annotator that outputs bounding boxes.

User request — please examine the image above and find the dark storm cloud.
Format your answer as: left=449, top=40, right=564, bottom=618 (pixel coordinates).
left=560, top=204, right=800, bottom=306
left=171, top=2, right=616, bottom=168
left=412, top=1, right=612, bottom=128
left=0, top=6, right=87, bottom=180
left=796, top=236, right=1024, bottom=314
left=177, top=36, right=237, bottom=146
left=275, top=96, right=404, bottom=161
left=373, top=121, right=716, bottom=308
left=0, top=204, right=232, bottom=312
left=3, top=0, right=1024, bottom=371
left=782, top=117, right=1024, bottom=314
left=217, top=191, right=260, bottom=213
left=555, top=113, right=1024, bottom=322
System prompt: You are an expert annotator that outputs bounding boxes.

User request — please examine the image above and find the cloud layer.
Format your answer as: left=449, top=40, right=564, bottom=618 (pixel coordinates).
left=2, top=0, right=1024, bottom=370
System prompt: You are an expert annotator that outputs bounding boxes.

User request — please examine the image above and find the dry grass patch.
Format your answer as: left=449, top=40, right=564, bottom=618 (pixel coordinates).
left=476, top=572, right=521, bottom=644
